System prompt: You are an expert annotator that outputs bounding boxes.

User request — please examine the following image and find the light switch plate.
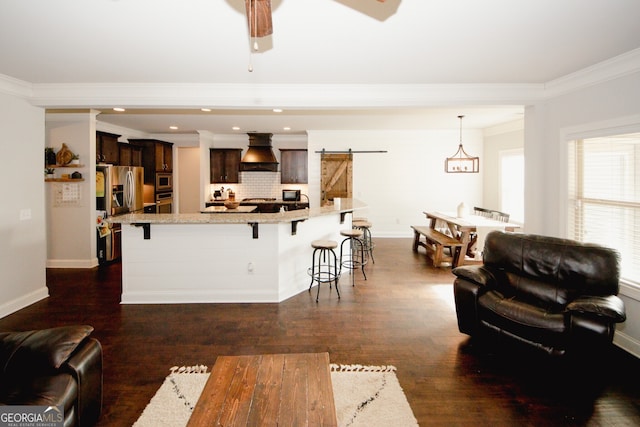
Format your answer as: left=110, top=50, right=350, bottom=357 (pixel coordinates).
left=19, top=208, right=32, bottom=221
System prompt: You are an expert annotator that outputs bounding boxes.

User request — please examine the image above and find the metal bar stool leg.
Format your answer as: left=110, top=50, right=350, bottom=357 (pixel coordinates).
left=308, top=240, right=339, bottom=302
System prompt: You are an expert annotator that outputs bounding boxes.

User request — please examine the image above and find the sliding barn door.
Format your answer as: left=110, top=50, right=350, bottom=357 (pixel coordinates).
left=320, top=153, right=353, bottom=206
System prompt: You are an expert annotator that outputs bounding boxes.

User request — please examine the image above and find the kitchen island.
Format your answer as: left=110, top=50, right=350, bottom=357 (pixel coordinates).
left=109, top=199, right=366, bottom=304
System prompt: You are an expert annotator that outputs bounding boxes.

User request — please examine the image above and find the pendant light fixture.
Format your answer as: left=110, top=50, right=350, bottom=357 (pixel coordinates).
left=445, top=115, right=479, bottom=173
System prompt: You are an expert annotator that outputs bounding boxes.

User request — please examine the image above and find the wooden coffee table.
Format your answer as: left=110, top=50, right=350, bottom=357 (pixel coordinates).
left=187, top=353, right=337, bottom=426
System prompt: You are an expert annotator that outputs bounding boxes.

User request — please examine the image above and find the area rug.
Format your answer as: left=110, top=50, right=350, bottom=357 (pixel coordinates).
left=133, top=363, right=418, bottom=427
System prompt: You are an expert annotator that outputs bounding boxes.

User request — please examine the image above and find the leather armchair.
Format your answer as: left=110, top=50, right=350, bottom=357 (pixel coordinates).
left=452, top=231, right=626, bottom=356
left=0, top=325, right=102, bottom=426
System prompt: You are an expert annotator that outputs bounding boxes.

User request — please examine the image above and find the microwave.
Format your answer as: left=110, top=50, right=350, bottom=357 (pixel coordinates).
left=282, top=189, right=301, bottom=202
left=156, top=173, right=173, bottom=191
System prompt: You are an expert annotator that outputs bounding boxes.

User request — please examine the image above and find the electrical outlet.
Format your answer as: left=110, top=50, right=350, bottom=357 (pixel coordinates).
left=247, top=262, right=254, bottom=273
left=19, top=208, right=32, bottom=221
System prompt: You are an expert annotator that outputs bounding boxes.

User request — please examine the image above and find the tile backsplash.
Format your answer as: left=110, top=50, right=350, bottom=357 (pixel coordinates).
left=209, top=172, right=308, bottom=201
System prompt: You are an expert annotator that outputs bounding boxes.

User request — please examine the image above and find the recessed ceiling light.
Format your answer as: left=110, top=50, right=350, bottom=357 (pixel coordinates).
left=169, top=126, right=178, bottom=130
left=113, top=107, right=125, bottom=112
left=273, top=108, right=283, bottom=113
left=232, top=126, right=240, bottom=131
left=201, top=108, right=211, bottom=112
left=283, top=127, right=291, bottom=131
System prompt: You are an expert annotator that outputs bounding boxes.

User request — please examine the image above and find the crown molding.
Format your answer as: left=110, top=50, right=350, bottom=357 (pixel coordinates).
left=0, top=74, right=32, bottom=99
left=28, top=82, right=543, bottom=109
left=4, top=48, right=640, bottom=108
left=483, top=119, right=525, bottom=137
left=544, top=47, right=640, bottom=98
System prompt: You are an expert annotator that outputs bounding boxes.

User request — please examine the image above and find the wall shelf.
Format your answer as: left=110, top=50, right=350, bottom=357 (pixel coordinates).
left=46, top=164, right=84, bottom=168
left=45, top=178, right=85, bottom=182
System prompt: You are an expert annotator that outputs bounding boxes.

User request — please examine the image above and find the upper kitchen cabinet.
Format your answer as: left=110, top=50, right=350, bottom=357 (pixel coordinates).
left=210, top=149, right=242, bottom=183
left=118, top=142, right=142, bottom=167
left=280, top=149, right=308, bottom=184
left=129, top=139, right=174, bottom=183
left=96, top=131, right=121, bottom=164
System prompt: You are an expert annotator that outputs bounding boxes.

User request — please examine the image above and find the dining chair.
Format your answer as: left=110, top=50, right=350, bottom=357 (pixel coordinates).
left=489, top=210, right=510, bottom=222
left=473, top=207, right=493, bottom=218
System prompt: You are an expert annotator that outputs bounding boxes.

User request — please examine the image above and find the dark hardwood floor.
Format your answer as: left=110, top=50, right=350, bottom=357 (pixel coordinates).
left=1, top=238, right=639, bottom=426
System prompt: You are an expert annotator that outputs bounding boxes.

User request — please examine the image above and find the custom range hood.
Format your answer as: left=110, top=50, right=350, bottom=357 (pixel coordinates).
left=240, top=132, right=279, bottom=172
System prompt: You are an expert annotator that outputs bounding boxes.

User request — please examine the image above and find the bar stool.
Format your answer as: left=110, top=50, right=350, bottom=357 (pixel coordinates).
left=308, top=239, right=340, bottom=302
left=339, top=229, right=367, bottom=287
left=352, top=220, right=374, bottom=264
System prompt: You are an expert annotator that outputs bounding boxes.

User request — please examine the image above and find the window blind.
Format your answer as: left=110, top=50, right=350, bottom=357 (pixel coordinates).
left=568, top=133, right=640, bottom=285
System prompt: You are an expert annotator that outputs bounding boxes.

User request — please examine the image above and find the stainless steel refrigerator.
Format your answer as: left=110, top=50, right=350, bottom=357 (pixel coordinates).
left=96, top=165, right=144, bottom=263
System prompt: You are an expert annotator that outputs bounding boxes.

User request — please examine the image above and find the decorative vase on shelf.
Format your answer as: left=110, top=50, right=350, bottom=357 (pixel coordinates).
left=45, top=148, right=56, bottom=166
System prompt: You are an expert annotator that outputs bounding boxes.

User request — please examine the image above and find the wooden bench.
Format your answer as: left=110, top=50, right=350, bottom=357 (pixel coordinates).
left=187, top=353, right=337, bottom=426
left=411, top=225, right=464, bottom=267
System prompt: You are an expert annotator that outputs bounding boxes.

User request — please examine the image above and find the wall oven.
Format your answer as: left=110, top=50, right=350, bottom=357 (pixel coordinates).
left=156, top=192, right=173, bottom=213
left=156, top=173, right=173, bottom=192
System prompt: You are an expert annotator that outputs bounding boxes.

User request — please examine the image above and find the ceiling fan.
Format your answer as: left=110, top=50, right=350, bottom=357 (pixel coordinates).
left=244, top=0, right=391, bottom=39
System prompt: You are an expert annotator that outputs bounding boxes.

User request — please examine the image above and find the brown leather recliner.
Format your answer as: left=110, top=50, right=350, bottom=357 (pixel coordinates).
left=452, top=231, right=626, bottom=356
left=0, top=325, right=102, bottom=426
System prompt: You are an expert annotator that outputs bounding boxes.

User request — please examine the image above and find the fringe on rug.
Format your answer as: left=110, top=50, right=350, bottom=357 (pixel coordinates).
left=169, top=365, right=208, bottom=374
left=330, top=363, right=396, bottom=373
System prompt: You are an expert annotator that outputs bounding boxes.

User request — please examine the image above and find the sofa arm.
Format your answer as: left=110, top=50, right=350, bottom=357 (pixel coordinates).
left=66, top=338, right=103, bottom=427
left=566, top=295, right=626, bottom=323
left=2, top=325, right=94, bottom=374
left=452, top=265, right=495, bottom=287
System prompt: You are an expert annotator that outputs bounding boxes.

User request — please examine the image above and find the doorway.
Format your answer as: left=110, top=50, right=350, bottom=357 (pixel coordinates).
left=178, top=147, right=200, bottom=213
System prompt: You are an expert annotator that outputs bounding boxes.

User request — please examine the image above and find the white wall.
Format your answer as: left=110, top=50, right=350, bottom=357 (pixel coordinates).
left=307, top=129, right=484, bottom=237
left=526, top=70, right=640, bottom=357
left=482, top=121, right=524, bottom=211
left=45, top=112, right=98, bottom=267
left=0, top=91, right=49, bottom=317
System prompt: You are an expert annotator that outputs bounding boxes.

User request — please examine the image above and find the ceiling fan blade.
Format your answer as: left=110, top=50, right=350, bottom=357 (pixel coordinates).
left=245, top=0, right=273, bottom=37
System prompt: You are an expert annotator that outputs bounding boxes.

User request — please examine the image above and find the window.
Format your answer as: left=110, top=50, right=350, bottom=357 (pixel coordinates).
left=499, top=149, right=524, bottom=223
left=567, top=133, right=640, bottom=285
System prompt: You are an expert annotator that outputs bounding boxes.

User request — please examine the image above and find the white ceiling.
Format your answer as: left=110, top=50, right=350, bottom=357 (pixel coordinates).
left=2, top=0, right=640, bottom=134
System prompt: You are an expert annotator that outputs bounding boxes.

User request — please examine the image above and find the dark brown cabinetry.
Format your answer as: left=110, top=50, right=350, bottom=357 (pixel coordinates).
left=154, top=142, right=173, bottom=172
left=280, top=149, right=308, bottom=184
left=210, top=149, right=242, bottom=183
left=118, top=143, right=142, bottom=167
left=129, top=139, right=174, bottom=185
left=96, top=131, right=121, bottom=164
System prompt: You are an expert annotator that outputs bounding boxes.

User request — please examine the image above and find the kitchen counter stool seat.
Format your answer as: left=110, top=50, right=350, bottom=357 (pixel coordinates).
left=339, top=229, right=367, bottom=287
left=308, top=239, right=340, bottom=302
left=352, top=220, right=374, bottom=264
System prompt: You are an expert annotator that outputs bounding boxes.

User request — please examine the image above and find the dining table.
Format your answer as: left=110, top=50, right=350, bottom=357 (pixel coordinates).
left=423, top=211, right=521, bottom=267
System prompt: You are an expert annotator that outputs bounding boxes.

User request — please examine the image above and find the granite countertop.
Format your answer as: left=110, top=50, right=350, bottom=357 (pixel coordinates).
left=108, top=198, right=365, bottom=224
left=207, top=199, right=309, bottom=205
left=201, top=205, right=258, bottom=213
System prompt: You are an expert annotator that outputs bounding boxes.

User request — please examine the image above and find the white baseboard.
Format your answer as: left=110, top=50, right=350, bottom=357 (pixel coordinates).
left=0, top=287, right=49, bottom=318
left=614, top=331, right=640, bottom=359
left=47, top=258, right=99, bottom=268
